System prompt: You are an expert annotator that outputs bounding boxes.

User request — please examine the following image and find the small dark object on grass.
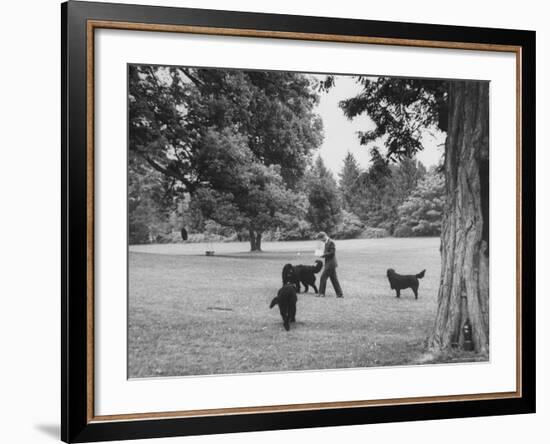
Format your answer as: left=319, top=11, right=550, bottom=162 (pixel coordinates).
left=386, top=268, right=426, bottom=299
left=181, top=227, right=188, bottom=241
left=281, top=260, right=323, bottom=293
left=205, top=251, right=215, bottom=256
left=270, top=284, right=297, bottom=331
left=206, top=306, right=233, bottom=312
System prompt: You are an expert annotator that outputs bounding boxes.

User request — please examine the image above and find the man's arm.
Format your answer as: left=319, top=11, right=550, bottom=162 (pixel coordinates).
left=323, top=241, right=335, bottom=260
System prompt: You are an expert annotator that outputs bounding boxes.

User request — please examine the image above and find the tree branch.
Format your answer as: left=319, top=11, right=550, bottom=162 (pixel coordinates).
left=179, top=68, right=204, bottom=88
left=142, top=154, right=196, bottom=194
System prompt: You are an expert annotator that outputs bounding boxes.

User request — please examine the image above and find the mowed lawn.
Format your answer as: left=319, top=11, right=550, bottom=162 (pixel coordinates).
left=128, top=237, right=440, bottom=378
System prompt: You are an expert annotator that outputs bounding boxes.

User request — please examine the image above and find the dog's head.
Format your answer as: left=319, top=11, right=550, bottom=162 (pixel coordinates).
left=386, top=268, right=396, bottom=278
left=313, top=260, right=323, bottom=272
left=282, top=264, right=297, bottom=284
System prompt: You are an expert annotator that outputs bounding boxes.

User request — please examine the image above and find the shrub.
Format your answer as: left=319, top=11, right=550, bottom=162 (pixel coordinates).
left=129, top=222, right=152, bottom=245
left=332, top=211, right=364, bottom=239
left=186, top=232, right=227, bottom=243
left=154, top=231, right=184, bottom=244
left=280, top=219, right=314, bottom=241
left=203, top=220, right=235, bottom=238
left=358, top=226, right=390, bottom=239
left=392, top=225, right=413, bottom=237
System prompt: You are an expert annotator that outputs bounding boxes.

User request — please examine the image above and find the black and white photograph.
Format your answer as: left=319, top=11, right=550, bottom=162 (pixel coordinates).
left=128, top=65, right=489, bottom=378
left=0, top=0, right=544, bottom=441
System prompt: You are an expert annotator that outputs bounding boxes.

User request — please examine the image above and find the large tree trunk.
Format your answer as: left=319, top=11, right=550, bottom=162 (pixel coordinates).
left=428, top=81, right=490, bottom=354
left=249, top=228, right=263, bottom=252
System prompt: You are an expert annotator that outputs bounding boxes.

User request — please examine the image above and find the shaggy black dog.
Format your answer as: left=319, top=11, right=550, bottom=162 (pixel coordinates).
left=270, top=284, right=297, bottom=331
left=386, top=268, right=426, bottom=299
left=281, top=260, right=323, bottom=293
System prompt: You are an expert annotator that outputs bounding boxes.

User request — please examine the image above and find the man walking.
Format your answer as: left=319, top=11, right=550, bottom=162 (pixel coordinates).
left=317, top=231, right=343, bottom=298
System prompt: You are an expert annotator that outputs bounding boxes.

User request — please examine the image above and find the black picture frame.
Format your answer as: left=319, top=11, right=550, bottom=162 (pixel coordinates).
left=61, top=1, right=536, bottom=442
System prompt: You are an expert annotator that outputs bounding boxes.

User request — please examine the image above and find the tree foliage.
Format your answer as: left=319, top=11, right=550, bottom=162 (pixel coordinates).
left=352, top=147, right=393, bottom=227
left=339, top=76, right=448, bottom=160
left=332, top=210, right=364, bottom=240
left=393, top=168, right=445, bottom=237
left=335, top=149, right=427, bottom=232
left=338, top=152, right=362, bottom=212
left=128, top=152, right=179, bottom=244
left=305, top=157, right=342, bottom=234
left=192, top=162, right=308, bottom=250
left=129, top=65, right=324, bottom=249
left=392, top=157, right=427, bottom=202
left=129, top=65, right=323, bottom=191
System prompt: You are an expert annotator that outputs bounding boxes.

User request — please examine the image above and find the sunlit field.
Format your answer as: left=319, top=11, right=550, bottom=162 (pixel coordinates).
left=128, top=237, right=448, bottom=378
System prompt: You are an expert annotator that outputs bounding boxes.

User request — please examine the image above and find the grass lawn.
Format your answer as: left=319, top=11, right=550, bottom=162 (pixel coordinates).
left=128, top=237, right=460, bottom=378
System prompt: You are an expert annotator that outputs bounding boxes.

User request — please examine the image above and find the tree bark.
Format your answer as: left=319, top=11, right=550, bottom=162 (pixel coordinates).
left=255, top=232, right=262, bottom=251
left=249, top=228, right=263, bottom=251
left=428, top=81, right=490, bottom=354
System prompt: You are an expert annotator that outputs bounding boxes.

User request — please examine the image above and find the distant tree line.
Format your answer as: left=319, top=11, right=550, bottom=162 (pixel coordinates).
left=130, top=144, right=444, bottom=245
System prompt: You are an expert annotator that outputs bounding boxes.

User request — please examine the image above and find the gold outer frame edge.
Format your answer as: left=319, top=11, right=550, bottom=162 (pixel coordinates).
left=86, top=19, right=523, bottom=423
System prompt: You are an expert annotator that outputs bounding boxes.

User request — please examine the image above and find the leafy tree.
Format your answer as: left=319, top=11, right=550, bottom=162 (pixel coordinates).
left=392, top=157, right=427, bottom=203
left=335, top=75, right=489, bottom=353
left=340, top=147, right=426, bottom=233
left=129, top=65, right=323, bottom=190
left=129, top=66, right=324, bottom=250
left=338, top=76, right=448, bottom=158
left=352, top=147, right=395, bottom=227
left=305, top=157, right=342, bottom=234
left=338, top=152, right=362, bottom=212
left=128, top=152, right=179, bottom=244
left=192, top=162, right=307, bottom=251
left=393, top=169, right=445, bottom=237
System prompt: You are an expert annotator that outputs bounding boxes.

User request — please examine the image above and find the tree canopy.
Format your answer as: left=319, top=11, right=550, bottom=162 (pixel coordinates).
left=305, top=157, right=342, bottom=234
left=338, top=76, right=448, bottom=161
left=192, top=162, right=308, bottom=251
left=129, top=65, right=324, bottom=250
left=394, top=168, right=445, bottom=237
left=338, top=152, right=362, bottom=212
left=129, top=65, right=323, bottom=191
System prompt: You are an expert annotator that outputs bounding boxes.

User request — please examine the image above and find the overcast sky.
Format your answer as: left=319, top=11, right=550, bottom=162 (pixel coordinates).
left=311, top=74, right=445, bottom=176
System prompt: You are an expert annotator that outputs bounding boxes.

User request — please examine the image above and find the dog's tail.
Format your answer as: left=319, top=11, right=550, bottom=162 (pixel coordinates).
left=416, top=269, right=426, bottom=279
left=282, top=263, right=293, bottom=285
left=269, top=296, right=278, bottom=309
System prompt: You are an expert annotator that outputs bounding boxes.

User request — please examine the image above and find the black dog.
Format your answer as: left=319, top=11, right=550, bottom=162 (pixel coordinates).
left=386, top=268, right=426, bottom=299
left=281, top=260, right=323, bottom=293
left=270, top=284, right=297, bottom=331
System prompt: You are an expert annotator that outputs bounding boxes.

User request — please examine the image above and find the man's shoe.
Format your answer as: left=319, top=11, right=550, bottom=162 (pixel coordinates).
left=336, top=295, right=344, bottom=298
